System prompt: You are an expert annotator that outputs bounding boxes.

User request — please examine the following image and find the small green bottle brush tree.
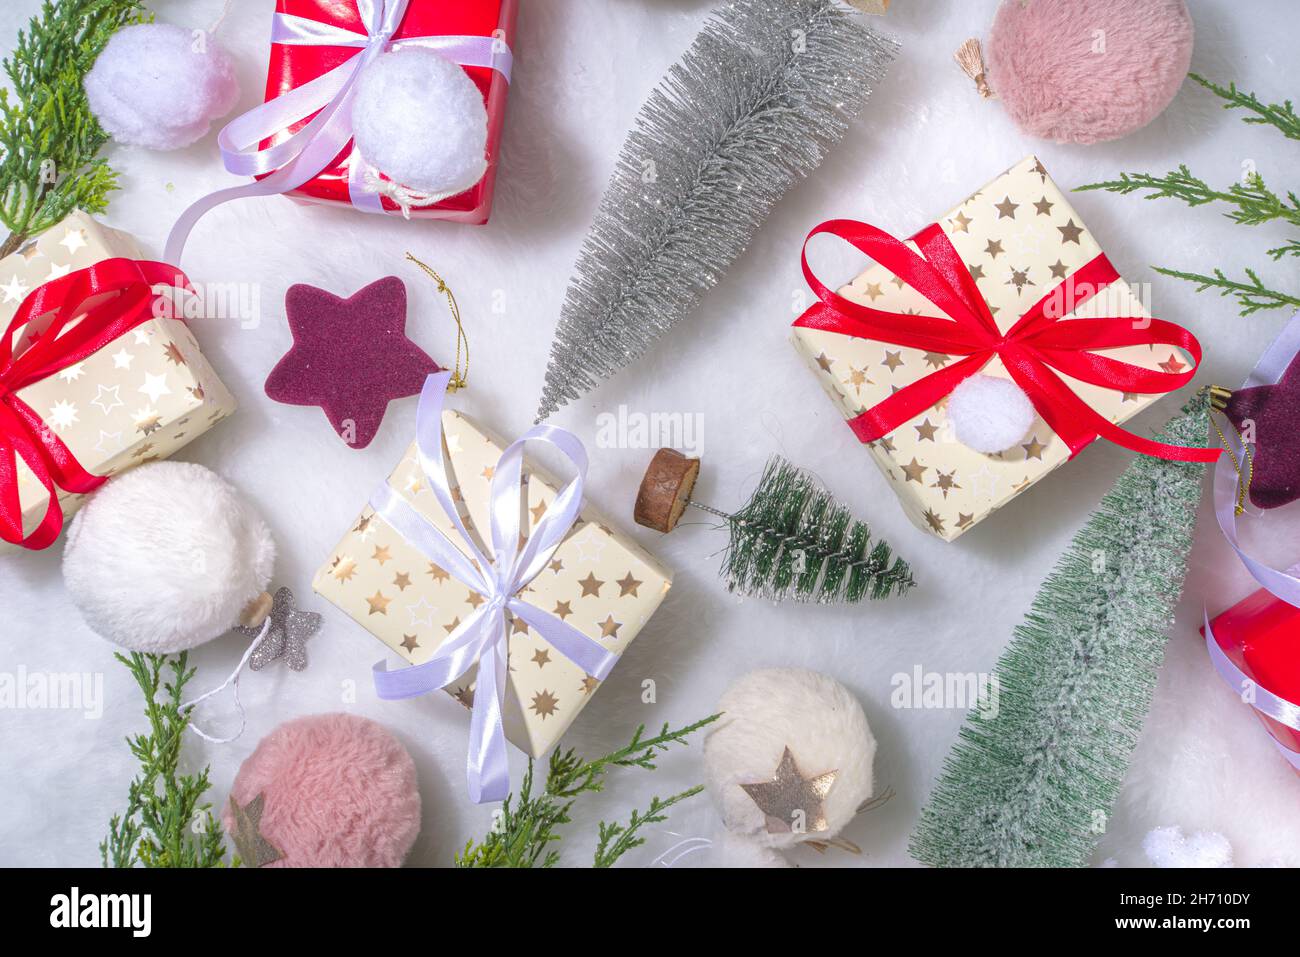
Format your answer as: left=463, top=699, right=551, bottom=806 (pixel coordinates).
left=634, top=448, right=914, bottom=603
left=1079, top=75, right=1300, bottom=317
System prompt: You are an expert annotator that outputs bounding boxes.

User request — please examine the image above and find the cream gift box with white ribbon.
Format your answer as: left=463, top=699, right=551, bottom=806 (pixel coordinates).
left=314, top=398, right=672, bottom=764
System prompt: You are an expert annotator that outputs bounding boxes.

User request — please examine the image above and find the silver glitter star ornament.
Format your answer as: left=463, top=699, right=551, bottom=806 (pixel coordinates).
left=535, top=0, right=898, bottom=420
left=235, top=587, right=322, bottom=671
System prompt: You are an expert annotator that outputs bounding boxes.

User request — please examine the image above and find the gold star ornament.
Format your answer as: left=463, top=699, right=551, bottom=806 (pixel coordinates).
left=739, top=747, right=837, bottom=834
left=228, top=793, right=283, bottom=867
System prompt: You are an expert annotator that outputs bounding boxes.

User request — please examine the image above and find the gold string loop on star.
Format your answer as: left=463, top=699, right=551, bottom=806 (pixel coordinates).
left=406, top=252, right=469, bottom=392
left=1206, top=384, right=1253, bottom=516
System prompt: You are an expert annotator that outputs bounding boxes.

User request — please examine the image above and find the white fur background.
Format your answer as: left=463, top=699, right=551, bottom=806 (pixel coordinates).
left=2, top=0, right=1299, bottom=868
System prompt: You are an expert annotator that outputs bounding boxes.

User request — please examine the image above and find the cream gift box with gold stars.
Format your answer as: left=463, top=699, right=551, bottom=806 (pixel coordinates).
left=791, top=155, right=1188, bottom=542
left=313, top=409, right=673, bottom=759
left=0, top=211, right=236, bottom=553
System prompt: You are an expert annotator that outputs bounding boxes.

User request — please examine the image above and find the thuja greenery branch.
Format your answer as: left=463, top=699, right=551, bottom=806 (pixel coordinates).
left=1190, top=73, right=1300, bottom=141
left=0, top=0, right=150, bottom=258
left=1076, top=74, right=1300, bottom=316
left=100, top=652, right=227, bottom=868
left=1078, top=163, right=1300, bottom=232
left=593, top=787, right=703, bottom=868
left=455, top=714, right=720, bottom=868
left=1153, top=266, right=1300, bottom=318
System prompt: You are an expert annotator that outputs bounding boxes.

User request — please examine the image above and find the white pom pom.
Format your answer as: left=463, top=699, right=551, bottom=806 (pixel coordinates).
left=704, top=668, right=876, bottom=852
left=1142, top=826, right=1234, bottom=868
left=84, top=23, right=239, bottom=151
left=947, top=374, right=1036, bottom=453
left=351, top=48, right=489, bottom=199
left=63, top=463, right=275, bottom=653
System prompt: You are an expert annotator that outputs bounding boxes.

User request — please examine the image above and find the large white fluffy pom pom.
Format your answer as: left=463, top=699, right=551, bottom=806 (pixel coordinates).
left=351, top=48, right=489, bottom=198
left=63, top=463, right=275, bottom=654
left=947, top=374, right=1036, bottom=453
left=84, top=23, right=240, bottom=151
left=704, top=668, right=875, bottom=853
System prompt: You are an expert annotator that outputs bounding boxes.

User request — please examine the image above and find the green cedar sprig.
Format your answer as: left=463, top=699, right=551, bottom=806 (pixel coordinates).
left=1076, top=74, right=1300, bottom=316
left=593, top=788, right=703, bottom=868
left=1078, top=163, right=1300, bottom=234
left=100, top=652, right=227, bottom=868
left=0, top=0, right=150, bottom=259
left=455, top=714, right=720, bottom=868
left=719, top=455, right=914, bottom=603
left=1150, top=265, right=1300, bottom=318
left=1191, top=73, right=1300, bottom=141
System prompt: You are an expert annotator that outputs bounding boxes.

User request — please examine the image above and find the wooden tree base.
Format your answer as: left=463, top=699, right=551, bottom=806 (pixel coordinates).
left=634, top=449, right=701, bottom=533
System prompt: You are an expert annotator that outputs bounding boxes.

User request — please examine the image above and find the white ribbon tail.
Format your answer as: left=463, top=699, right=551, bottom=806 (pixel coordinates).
left=372, top=606, right=493, bottom=699
left=466, top=623, right=510, bottom=803
left=164, top=63, right=366, bottom=264
left=181, top=617, right=271, bottom=745
left=510, top=598, right=620, bottom=681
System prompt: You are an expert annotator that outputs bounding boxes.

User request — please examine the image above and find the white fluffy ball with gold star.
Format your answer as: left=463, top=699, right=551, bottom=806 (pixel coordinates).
left=703, top=668, right=878, bottom=865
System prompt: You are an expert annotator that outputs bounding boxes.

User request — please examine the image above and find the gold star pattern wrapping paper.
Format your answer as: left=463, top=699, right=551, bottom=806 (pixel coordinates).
left=0, top=211, right=237, bottom=553
left=791, top=155, right=1188, bottom=542
left=313, top=409, right=673, bottom=759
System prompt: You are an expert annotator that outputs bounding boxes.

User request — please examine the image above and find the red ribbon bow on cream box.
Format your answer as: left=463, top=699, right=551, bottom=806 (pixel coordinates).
left=791, top=156, right=1217, bottom=542
left=0, top=214, right=236, bottom=552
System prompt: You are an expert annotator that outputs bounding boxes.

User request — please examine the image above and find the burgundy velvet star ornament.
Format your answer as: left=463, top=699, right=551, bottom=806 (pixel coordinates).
left=1225, top=351, right=1300, bottom=509
left=265, top=277, right=439, bottom=449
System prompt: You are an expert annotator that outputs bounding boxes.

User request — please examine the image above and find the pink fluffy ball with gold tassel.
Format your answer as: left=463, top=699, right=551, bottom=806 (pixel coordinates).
left=223, top=713, right=421, bottom=868
left=958, top=0, right=1194, bottom=145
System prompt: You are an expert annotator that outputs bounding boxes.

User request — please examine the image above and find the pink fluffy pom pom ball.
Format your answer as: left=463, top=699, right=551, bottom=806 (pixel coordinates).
left=223, top=714, right=421, bottom=868
left=986, top=0, right=1194, bottom=145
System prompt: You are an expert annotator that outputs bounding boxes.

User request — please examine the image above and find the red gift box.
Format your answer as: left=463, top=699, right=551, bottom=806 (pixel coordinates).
left=263, top=0, right=516, bottom=223
left=1204, top=583, right=1300, bottom=772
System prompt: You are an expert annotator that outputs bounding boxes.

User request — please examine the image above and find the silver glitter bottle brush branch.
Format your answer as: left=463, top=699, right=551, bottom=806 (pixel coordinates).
left=535, top=0, right=899, bottom=420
